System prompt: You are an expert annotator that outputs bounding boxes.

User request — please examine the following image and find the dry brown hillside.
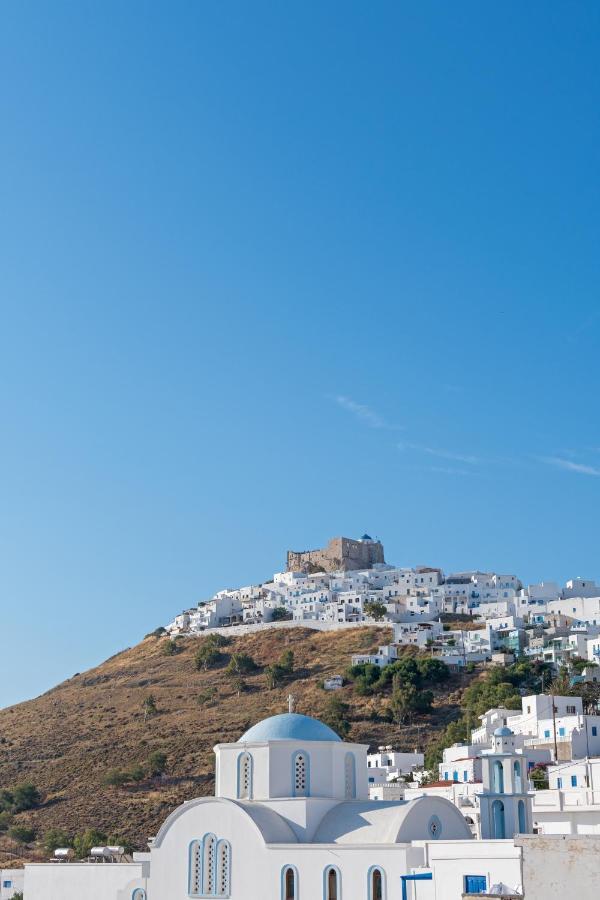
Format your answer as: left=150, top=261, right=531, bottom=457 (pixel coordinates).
left=0, top=626, right=471, bottom=858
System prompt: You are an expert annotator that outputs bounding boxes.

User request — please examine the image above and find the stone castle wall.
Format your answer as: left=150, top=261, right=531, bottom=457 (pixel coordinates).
left=286, top=536, right=385, bottom=573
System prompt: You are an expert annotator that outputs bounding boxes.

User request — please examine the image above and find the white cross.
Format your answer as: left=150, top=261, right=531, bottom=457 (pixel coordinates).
left=288, top=694, right=295, bottom=714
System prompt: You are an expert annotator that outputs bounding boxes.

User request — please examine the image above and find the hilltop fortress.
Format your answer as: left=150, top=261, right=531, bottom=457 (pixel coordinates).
left=286, top=534, right=385, bottom=573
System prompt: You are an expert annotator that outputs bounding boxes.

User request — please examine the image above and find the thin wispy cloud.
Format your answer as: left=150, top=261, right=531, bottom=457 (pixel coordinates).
left=539, top=456, right=600, bottom=477
left=332, top=395, right=400, bottom=430
left=398, top=441, right=479, bottom=465
left=425, top=465, right=471, bottom=476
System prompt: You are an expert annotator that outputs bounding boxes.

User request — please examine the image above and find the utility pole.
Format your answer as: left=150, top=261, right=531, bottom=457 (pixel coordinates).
left=551, top=693, right=558, bottom=761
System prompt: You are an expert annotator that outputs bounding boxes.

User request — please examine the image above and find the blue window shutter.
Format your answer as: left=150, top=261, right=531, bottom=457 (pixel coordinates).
left=571, top=775, right=577, bottom=786
left=557, top=778, right=562, bottom=788
left=465, top=875, right=487, bottom=893
left=592, top=727, right=597, bottom=736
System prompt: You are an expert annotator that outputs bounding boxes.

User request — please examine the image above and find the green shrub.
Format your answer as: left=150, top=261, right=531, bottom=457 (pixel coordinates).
left=148, top=750, right=168, bottom=777
left=73, top=828, right=107, bottom=859
left=12, top=782, right=41, bottom=812
left=8, top=824, right=35, bottom=843
left=44, top=827, right=71, bottom=852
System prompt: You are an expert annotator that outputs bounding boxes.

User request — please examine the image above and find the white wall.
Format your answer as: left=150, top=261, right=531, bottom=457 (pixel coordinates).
left=24, top=863, right=145, bottom=900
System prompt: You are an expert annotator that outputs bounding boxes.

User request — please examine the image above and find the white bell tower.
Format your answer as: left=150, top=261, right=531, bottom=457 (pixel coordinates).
left=478, top=727, right=533, bottom=839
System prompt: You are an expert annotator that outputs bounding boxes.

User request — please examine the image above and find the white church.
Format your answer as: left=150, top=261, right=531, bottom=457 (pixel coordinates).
left=24, top=706, right=536, bottom=900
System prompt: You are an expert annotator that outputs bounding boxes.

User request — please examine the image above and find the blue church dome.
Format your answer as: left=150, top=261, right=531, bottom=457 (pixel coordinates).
left=493, top=726, right=513, bottom=737
left=239, top=713, right=342, bottom=743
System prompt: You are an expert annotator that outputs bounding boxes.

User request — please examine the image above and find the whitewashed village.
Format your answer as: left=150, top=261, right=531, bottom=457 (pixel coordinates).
left=6, top=535, right=600, bottom=899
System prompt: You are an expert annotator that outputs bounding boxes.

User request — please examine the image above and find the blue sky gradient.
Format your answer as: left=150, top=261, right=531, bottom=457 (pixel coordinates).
left=1, top=2, right=600, bottom=705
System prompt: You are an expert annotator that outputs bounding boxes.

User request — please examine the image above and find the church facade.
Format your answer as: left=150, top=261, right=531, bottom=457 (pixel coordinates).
left=25, top=710, right=539, bottom=900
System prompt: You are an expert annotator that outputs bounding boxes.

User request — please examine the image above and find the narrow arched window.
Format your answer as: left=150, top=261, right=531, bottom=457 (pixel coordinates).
left=216, top=839, right=231, bottom=896
left=282, top=865, right=297, bottom=900
left=202, top=834, right=217, bottom=896
left=493, top=760, right=504, bottom=793
left=189, top=840, right=202, bottom=896
left=293, top=751, right=309, bottom=797
left=325, top=866, right=340, bottom=900
left=514, top=760, right=522, bottom=793
left=492, top=799, right=506, bottom=839
left=369, top=867, right=384, bottom=900
left=237, top=752, right=253, bottom=799
left=132, top=890, right=146, bottom=900
left=344, top=752, right=356, bottom=800
left=518, top=799, right=527, bottom=833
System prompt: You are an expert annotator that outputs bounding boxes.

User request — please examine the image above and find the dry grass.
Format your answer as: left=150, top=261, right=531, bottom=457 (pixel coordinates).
left=0, top=625, right=472, bottom=853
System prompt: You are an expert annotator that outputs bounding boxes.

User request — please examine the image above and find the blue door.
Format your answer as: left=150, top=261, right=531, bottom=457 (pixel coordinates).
left=465, top=875, right=487, bottom=894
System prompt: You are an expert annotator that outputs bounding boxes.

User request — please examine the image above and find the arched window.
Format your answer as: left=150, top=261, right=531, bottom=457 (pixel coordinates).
left=344, top=753, right=356, bottom=800
left=282, top=865, right=298, bottom=900
left=368, top=866, right=385, bottom=900
left=202, top=834, right=217, bottom=896
left=493, top=760, right=504, bottom=793
left=237, top=752, right=253, bottom=799
left=513, top=760, right=522, bottom=793
left=216, top=839, right=231, bottom=897
left=292, top=750, right=310, bottom=797
left=492, top=799, right=506, bottom=839
left=518, top=799, right=527, bottom=833
left=132, top=890, right=146, bottom=900
left=324, top=866, right=341, bottom=900
left=189, top=840, right=202, bottom=896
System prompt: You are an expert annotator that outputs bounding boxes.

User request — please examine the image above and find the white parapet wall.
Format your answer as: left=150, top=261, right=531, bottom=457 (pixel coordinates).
left=24, top=863, right=147, bottom=900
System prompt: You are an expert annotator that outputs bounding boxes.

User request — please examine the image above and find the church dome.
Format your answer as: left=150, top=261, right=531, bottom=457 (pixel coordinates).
left=493, top=726, right=513, bottom=736
left=239, top=713, right=342, bottom=743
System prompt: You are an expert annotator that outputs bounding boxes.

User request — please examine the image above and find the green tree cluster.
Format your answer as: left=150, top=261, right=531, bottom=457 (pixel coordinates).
left=0, top=782, right=42, bottom=814
left=194, top=633, right=230, bottom=671
left=103, top=750, right=168, bottom=787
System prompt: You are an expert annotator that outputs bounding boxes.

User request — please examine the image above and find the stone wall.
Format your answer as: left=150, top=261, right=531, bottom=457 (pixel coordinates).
left=286, top=536, right=385, bottom=573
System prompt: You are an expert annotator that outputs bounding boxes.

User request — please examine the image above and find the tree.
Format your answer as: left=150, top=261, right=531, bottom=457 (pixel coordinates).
left=322, top=696, right=351, bottom=737
left=160, top=639, right=179, bottom=656
left=44, top=827, right=71, bottom=853
left=530, top=765, right=549, bottom=790
left=225, top=653, right=257, bottom=677
left=265, top=664, right=285, bottom=690
left=148, top=750, right=168, bottom=777
left=103, top=768, right=131, bottom=788
left=0, top=811, right=13, bottom=833
left=271, top=607, right=291, bottom=622
left=12, top=782, right=41, bottom=812
left=390, top=676, right=433, bottom=725
left=279, top=649, right=295, bottom=675
left=417, top=658, right=450, bottom=684
left=195, top=644, right=223, bottom=671
left=142, top=694, right=158, bottom=721
left=73, top=828, right=107, bottom=859
left=11, top=893, right=23, bottom=900
left=0, top=791, right=13, bottom=813
left=8, top=824, right=35, bottom=843
left=229, top=674, right=246, bottom=696
left=364, top=600, right=387, bottom=621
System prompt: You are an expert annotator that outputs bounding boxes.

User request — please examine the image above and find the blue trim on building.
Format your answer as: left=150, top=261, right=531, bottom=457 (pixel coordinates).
left=281, top=864, right=299, bottom=900
left=367, top=865, right=386, bottom=900
left=323, top=864, right=342, bottom=900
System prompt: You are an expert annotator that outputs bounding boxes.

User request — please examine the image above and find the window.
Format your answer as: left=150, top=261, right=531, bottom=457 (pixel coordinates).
left=452, top=770, right=458, bottom=782
left=292, top=751, right=309, bottom=797
left=237, top=752, right=253, bottom=799
left=444, top=771, right=449, bottom=781
left=571, top=775, right=577, bottom=787
left=282, top=866, right=298, bottom=900
left=518, top=799, right=527, bottom=833
left=566, top=705, right=576, bottom=715
left=557, top=777, right=562, bottom=788
left=463, top=770, right=468, bottom=782
left=324, top=866, right=340, bottom=900
left=558, top=727, right=565, bottom=737
left=593, top=727, right=598, bottom=737
left=132, top=891, right=146, bottom=900
left=544, top=730, right=551, bottom=739
left=189, top=833, right=231, bottom=898
left=3, top=883, right=12, bottom=889
left=492, top=799, right=505, bottom=839
left=464, top=875, right=487, bottom=894
left=493, top=760, right=504, bottom=793
left=344, top=753, right=356, bottom=799
left=513, top=760, right=522, bottom=793
left=368, top=866, right=385, bottom=900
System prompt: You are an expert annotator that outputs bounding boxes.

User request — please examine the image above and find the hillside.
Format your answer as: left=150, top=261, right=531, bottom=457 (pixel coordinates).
left=0, top=625, right=474, bottom=859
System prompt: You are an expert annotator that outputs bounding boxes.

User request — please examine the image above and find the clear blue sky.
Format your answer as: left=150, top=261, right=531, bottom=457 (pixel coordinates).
left=1, top=2, right=599, bottom=707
